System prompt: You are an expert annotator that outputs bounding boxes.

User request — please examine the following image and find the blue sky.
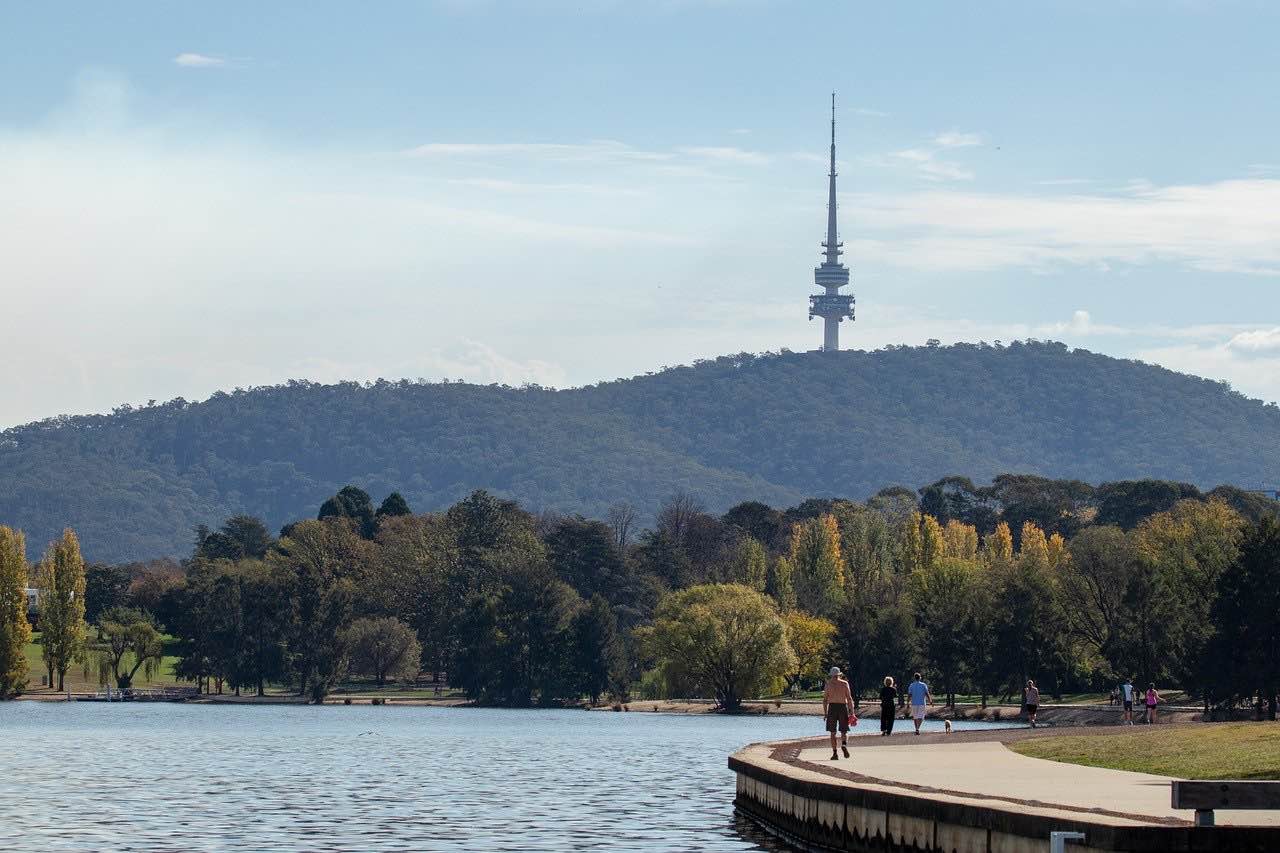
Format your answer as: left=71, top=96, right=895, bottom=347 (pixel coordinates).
left=2, top=1, right=1279, bottom=426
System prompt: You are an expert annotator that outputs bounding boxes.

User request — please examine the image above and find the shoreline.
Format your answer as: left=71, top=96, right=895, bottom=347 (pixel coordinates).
left=14, top=691, right=1205, bottom=725
left=598, top=699, right=1203, bottom=727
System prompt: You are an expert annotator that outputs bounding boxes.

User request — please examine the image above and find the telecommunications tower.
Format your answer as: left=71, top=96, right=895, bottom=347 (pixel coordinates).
left=808, top=93, right=855, bottom=351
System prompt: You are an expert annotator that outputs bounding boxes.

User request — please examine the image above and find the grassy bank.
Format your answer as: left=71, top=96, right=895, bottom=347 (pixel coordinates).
left=1010, top=723, right=1280, bottom=779
left=21, top=633, right=184, bottom=694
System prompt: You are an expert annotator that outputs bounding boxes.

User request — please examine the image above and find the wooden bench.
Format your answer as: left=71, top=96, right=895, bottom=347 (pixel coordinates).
left=1172, top=780, right=1280, bottom=826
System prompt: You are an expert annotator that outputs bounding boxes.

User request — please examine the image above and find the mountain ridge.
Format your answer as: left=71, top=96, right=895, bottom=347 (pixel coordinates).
left=2, top=340, right=1277, bottom=562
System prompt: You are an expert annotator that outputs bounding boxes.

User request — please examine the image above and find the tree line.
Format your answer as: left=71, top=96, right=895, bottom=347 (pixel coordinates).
left=1, top=474, right=1277, bottom=715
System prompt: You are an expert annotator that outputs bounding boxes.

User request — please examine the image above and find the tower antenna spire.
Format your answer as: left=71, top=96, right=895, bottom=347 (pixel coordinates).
left=831, top=91, right=836, bottom=154
left=808, top=92, right=855, bottom=352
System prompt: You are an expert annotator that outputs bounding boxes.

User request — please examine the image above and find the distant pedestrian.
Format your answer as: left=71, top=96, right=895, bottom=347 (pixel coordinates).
left=1024, top=680, right=1041, bottom=728
left=906, top=672, right=931, bottom=735
left=1109, top=688, right=1118, bottom=707
left=1145, top=684, right=1160, bottom=724
left=823, top=667, right=854, bottom=760
left=1120, top=678, right=1135, bottom=725
left=879, top=676, right=897, bottom=736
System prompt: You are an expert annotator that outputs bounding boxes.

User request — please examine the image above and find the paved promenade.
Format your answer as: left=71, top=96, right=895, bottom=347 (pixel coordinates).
left=790, top=728, right=1280, bottom=828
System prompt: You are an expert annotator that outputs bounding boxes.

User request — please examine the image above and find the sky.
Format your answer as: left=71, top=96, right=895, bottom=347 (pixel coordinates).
left=2, top=0, right=1280, bottom=427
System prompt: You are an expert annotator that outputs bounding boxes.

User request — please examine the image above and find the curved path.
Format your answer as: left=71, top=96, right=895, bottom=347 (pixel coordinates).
left=781, top=725, right=1279, bottom=827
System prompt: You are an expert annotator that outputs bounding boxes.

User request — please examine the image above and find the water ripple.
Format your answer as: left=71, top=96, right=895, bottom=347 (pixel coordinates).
left=1, top=702, right=986, bottom=851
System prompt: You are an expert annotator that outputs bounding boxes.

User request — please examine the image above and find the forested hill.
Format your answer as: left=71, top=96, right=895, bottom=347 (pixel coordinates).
left=2, top=341, right=1277, bottom=562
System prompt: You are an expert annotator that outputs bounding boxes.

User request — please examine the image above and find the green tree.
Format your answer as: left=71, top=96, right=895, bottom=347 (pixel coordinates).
left=92, top=606, right=165, bottom=689
left=375, top=492, right=412, bottom=522
left=573, top=593, right=624, bottom=705
left=1206, top=519, right=1280, bottom=719
left=38, top=529, right=87, bottom=691
left=346, top=616, right=422, bottom=687
left=645, top=584, right=795, bottom=712
left=272, top=519, right=365, bottom=702
left=197, top=515, right=274, bottom=561
left=236, top=561, right=292, bottom=696
left=766, top=555, right=796, bottom=612
left=84, top=564, right=131, bottom=624
left=1133, top=499, right=1242, bottom=687
left=722, top=501, right=785, bottom=549
left=546, top=516, right=626, bottom=601
left=373, top=514, right=458, bottom=682
left=910, top=557, right=975, bottom=706
left=1061, top=526, right=1137, bottom=679
left=452, top=560, right=583, bottom=706
left=727, top=535, right=768, bottom=592
left=1095, top=480, right=1201, bottom=530
left=0, top=526, right=32, bottom=698
left=318, top=485, right=377, bottom=539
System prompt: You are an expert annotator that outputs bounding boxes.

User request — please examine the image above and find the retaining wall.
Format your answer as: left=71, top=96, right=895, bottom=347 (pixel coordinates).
left=729, top=742, right=1277, bottom=852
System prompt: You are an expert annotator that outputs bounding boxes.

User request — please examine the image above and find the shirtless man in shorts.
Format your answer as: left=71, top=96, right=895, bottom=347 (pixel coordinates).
left=822, top=666, right=854, bottom=760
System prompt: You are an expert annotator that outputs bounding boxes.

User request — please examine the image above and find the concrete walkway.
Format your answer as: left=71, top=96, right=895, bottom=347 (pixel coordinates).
left=797, top=738, right=1280, bottom=827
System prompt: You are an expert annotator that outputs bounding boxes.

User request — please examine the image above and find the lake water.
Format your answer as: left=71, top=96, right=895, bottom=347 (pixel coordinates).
left=1, top=702, right=1006, bottom=851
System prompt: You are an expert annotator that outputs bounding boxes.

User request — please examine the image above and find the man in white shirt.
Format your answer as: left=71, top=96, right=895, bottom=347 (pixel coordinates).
left=1120, top=679, right=1134, bottom=725
left=906, top=672, right=931, bottom=735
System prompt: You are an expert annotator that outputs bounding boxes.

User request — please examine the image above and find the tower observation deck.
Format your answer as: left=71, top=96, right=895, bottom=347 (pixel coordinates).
left=808, top=93, right=855, bottom=351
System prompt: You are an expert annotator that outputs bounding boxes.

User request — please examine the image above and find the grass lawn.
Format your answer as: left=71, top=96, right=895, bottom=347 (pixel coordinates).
left=22, top=633, right=184, bottom=694
left=1011, top=723, right=1280, bottom=780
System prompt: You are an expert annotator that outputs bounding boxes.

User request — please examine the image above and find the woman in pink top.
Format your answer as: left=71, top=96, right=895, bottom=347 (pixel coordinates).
left=1145, top=684, right=1160, bottom=724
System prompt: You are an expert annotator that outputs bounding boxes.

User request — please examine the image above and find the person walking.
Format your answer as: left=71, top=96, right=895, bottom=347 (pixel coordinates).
left=906, top=672, right=931, bottom=735
left=1145, top=684, right=1160, bottom=724
left=879, top=676, right=898, bottom=736
left=823, top=666, right=854, bottom=760
left=1024, top=679, right=1041, bottom=728
left=1120, top=678, right=1135, bottom=725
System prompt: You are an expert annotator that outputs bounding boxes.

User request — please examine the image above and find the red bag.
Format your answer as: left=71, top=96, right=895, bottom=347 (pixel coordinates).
left=848, top=713, right=859, bottom=727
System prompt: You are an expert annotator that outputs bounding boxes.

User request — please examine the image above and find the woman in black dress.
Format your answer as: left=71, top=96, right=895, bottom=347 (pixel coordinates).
left=879, top=676, right=897, bottom=735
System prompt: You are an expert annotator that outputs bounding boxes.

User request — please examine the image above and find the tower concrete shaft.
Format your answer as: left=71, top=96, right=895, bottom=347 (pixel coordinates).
left=808, top=92, right=855, bottom=351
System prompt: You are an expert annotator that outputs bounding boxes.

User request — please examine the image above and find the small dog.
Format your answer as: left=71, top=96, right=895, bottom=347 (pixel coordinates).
left=943, top=720, right=953, bottom=734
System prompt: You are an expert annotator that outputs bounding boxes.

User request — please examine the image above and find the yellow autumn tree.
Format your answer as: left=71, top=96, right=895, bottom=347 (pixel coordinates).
left=943, top=520, right=979, bottom=561
left=0, top=526, right=32, bottom=698
left=790, top=515, right=845, bottom=617
left=903, top=512, right=944, bottom=574
left=38, top=529, right=87, bottom=691
left=983, top=521, right=1014, bottom=564
left=783, top=611, right=837, bottom=693
left=1019, top=521, right=1050, bottom=571
left=1046, top=532, right=1068, bottom=570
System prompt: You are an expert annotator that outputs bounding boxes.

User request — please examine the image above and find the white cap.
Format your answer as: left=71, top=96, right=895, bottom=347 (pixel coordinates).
left=828, top=666, right=841, bottom=677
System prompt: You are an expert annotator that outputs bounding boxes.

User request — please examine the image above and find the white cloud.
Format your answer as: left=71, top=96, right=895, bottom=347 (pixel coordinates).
left=853, top=107, right=889, bottom=118
left=1136, top=342, right=1280, bottom=405
left=849, top=179, right=1280, bottom=274
left=676, top=145, right=769, bottom=165
left=1226, top=327, right=1280, bottom=355
left=1035, top=178, right=1095, bottom=186
left=890, top=130, right=980, bottom=182
left=173, top=53, right=226, bottom=68
left=933, top=130, right=982, bottom=148
left=403, top=140, right=673, bottom=164
left=445, top=177, right=648, bottom=196
left=403, top=139, right=773, bottom=170
left=890, top=148, right=974, bottom=181
left=729, top=128, right=751, bottom=135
